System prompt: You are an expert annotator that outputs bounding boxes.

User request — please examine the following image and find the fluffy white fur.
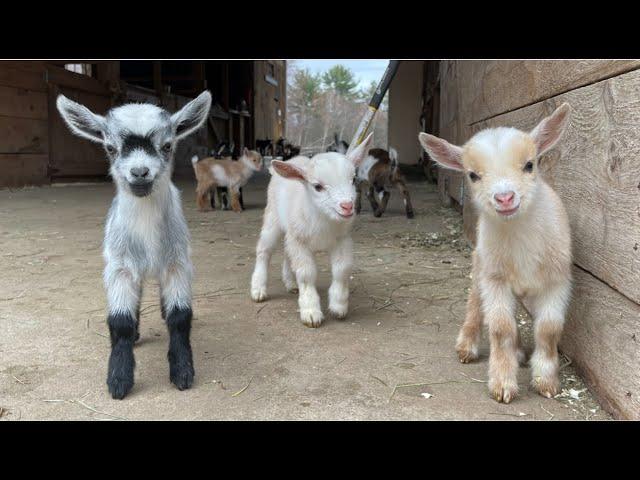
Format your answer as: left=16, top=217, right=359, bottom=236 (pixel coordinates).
left=250, top=133, right=374, bottom=327
left=419, top=103, right=573, bottom=403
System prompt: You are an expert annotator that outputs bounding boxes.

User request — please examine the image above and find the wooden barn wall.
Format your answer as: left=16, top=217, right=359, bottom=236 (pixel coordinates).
left=0, top=62, right=50, bottom=187
left=253, top=61, right=286, bottom=142
left=437, top=60, right=640, bottom=419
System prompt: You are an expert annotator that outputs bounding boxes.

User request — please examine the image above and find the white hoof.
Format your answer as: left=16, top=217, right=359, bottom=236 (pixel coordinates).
left=251, top=286, right=267, bottom=302
left=300, top=308, right=324, bottom=328
left=329, top=302, right=348, bottom=319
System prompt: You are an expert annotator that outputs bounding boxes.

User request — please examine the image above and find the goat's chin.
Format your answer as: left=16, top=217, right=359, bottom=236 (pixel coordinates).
left=128, top=181, right=154, bottom=198
left=491, top=203, right=522, bottom=220
left=332, top=209, right=355, bottom=222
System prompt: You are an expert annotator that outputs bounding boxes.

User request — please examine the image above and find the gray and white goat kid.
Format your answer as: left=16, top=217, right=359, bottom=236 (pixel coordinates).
left=56, top=91, right=212, bottom=399
left=251, top=133, right=374, bottom=327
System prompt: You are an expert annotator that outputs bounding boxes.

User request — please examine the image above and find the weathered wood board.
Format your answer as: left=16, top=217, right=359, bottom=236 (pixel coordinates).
left=47, top=85, right=110, bottom=178
left=473, top=69, right=640, bottom=305
left=459, top=60, right=640, bottom=124
left=0, top=154, right=49, bottom=187
left=0, top=85, right=48, bottom=120
left=0, top=64, right=47, bottom=92
left=561, top=267, right=640, bottom=419
left=0, top=117, right=48, bottom=154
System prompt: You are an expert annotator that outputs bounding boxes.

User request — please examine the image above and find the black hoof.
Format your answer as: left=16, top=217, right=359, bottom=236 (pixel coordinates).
left=107, top=375, right=134, bottom=399
left=406, top=211, right=415, bottom=219
left=170, top=362, right=195, bottom=390
left=373, top=210, right=383, bottom=218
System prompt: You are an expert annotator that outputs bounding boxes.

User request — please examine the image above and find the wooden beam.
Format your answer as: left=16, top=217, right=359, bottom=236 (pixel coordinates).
left=0, top=64, right=47, bottom=92
left=45, top=65, right=110, bottom=96
left=458, top=60, right=640, bottom=125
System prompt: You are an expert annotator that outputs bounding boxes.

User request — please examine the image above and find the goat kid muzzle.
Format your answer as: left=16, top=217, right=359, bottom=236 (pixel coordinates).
left=493, top=190, right=520, bottom=216
left=127, top=166, right=154, bottom=197
left=337, top=201, right=354, bottom=218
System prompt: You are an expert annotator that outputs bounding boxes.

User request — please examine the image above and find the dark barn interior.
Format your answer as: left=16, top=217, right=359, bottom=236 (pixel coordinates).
left=0, top=60, right=286, bottom=187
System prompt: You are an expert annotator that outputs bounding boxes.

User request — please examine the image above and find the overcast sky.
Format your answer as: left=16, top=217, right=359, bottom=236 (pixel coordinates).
left=291, top=60, right=390, bottom=90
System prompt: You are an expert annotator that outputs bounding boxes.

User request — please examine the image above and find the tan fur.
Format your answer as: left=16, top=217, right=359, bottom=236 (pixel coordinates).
left=192, top=149, right=262, bottom=212
left=420, top=103, right=573, bottom=404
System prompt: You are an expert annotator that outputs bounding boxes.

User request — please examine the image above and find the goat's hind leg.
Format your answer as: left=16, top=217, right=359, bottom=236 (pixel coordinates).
left=104, top=264, right=142, bottom=399
left=282, top=254, right=298, bottom=293
left=394, top=179, right=414, bottom=219
left=456, top=280, right=483, bottom=363
left=161, top=262, right=195, bottom=391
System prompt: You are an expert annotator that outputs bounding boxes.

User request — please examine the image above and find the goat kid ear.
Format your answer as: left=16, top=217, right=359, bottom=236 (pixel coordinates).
left=171, top=90, right=212, bottom=141
left=346, top=132, right=373, bottom=167
left=56, top=94, right=107, bottom=144
left=271, top=160, right=307, bottom=182
left=418, top=132, right=464, bottom=171
left=530, top=102, right=571, bottom=156
left=243, top=147, right=249, bottom=156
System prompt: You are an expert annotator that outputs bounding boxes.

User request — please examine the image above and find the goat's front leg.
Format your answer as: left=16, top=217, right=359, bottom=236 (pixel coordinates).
left=328, top=236, right=353, bottom=319
left=285, top=235, right=322, bottom=327
left=530, top=282, right=570, bottom=398
left=365, top=185, right=378, bottom=213
left=373, top=186, right=391, bottom=218
left=354, top=180, right=364, bottom=214
left=251, top=206, right=282, bottom=302
left=104, top=264, right=142, bottom=399
left=160, top=262, right=195, bottom=391
left=480, top=277, right=519, bottom=403
left=196, top=186, right=212, bottom=211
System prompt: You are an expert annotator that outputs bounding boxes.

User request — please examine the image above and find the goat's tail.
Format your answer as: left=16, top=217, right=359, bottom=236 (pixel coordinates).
left=389, top=147, right=399, bottom=172
left=191, top=155, right=199, bottom=166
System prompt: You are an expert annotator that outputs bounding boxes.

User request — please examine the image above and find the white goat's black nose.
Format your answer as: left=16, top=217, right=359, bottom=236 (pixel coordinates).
left=131, top=167, right=149, bottom=179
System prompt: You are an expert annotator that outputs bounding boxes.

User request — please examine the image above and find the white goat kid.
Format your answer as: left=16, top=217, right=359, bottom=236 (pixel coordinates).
left=251, top=134, right=374, bottom=327
left=419, top=103, right=573, bottom=404
left=57, top=91, right=212, bottom=399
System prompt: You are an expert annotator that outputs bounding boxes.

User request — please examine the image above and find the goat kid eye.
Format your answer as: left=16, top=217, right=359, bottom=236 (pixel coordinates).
left=469, top=171, right=481, bottom=182
left=162, top=142, right=172, bottom=153
left=314, top=184, right=324, bottom=192
left=105, top=145, right=116, bottom=154
left=524, top=161, right=534, bottom=173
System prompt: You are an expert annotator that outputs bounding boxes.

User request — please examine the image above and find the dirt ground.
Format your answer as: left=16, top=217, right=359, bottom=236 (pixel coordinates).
left=0, top=172, right=609, bottom=420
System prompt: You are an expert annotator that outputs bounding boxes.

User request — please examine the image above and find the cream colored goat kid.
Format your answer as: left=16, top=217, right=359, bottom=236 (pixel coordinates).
left=419, top=103, right=573, bottom=404
left=250, top=134, right=374, bottom=327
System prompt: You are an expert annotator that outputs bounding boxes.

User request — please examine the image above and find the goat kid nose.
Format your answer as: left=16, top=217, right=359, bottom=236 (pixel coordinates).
left=131, top=167, right=150, bottom=179
left=340, top=201, right=354, bottom=212
left=494, top=191, right=515, bottom=206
